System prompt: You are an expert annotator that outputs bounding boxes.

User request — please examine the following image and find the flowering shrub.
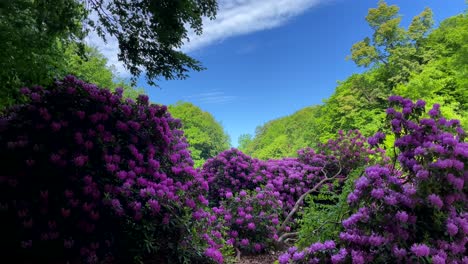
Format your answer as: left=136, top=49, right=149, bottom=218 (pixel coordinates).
left=201, top=131, right=386, bottom=249
left=212, top=187, right=283, bottom=253
left=0, top=76, right=223, bottom=263
left=202, top=148, right=267, bottom=205
left=278, top=97, right=467, bottom=263
left=261, top=158, right=319, bottom=215
left=296, top=130, right=390, bottom=246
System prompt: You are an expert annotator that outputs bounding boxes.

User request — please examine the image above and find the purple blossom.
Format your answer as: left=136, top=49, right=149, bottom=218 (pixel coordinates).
left=396, top=211, right=409, bottom=223
left=446, top=222, right=458, bottom=236
left=427, top=194, right=444, bottom=209
left=370, top=188, right=384, bottom=199
left=292, top=251, right=305, bottom=261
left=278, top=253, right=290, bottom=264
left=411, top=244, right=430, bottom=257
left=74, top=155, right=88, bottom=167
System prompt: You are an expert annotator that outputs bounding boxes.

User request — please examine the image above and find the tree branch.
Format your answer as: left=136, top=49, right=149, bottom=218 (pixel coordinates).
left=279, top=164, right=342, bottom=232
left=277, top=232, right=299, bottom=243
left=235, top=247, right=241, bottom=262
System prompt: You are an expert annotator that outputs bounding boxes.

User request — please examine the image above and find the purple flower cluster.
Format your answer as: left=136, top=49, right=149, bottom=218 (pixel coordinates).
left=203, top=130, right=385, bottom=217
left=201, top=129, right=386, bottom=256
left=201, top=148, right=266, bottom=205
left=212, top=187, right=283, bottom=252
left=0, top=76, right=222, bottom=263
left=279, top=97, right=468, bottom=263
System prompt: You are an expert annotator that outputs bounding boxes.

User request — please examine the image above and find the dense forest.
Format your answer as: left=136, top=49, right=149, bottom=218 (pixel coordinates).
left=240, top=5, right=468, bottom=160
left=0, top=1, right=466, bottom=264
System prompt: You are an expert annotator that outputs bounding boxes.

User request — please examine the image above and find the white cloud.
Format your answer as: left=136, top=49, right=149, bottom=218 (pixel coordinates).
left=183, top=0, right=325, bottom=52
left=184, top=91, right=238, bottom=104
left=85, top=0, right=327, bottom=76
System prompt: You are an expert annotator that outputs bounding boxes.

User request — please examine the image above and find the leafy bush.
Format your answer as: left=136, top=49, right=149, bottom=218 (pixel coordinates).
left=260, top=158, right=319, bottom=215
left=297, top=173, right=355, bottom=247
left=278, top=97, right=468, bottom=263
left=0, top=76, right=223, bottom=263
left=212, top=187, right=283, bottom=253
left=297, top=130, right=389, bottom=246
left=202, top=148, right=266, bottom=205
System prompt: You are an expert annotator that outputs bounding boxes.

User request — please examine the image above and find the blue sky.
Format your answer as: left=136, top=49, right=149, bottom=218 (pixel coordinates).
left=89, top=0, right=467, bottom=146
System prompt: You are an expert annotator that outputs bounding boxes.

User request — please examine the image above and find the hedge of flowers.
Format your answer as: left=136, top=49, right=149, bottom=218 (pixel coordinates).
left=201, top=148, right=267, bottom=205
left=0, top=76, right=223, bottom=263
left=212, top=187, right=283, bottom=253
left=200, top=130, right=385, bottom=252
left=278, top=97, right=467, bottom=263
left=2, top=76, right=464, bottom=264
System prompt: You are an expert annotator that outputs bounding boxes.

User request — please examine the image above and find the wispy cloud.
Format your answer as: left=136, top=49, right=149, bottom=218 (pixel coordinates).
left=183, top=0, right=324, bottom=52
left=85, top=0, right=326, bottom=76
left=184, top=91, right=237, bottom=104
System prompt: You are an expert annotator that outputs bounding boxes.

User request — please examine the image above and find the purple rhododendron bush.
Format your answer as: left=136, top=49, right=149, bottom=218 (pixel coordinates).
left=202, top=148, right=266, bottom=205
left=212, top=187, right=283, bottom=253
left=202, top=130, right=387, bottom=254
left=0, top=76, right=226, bottom=264
left=1, top=76, right=466, bottom=264
left=279, top=97, right=468, bottom=263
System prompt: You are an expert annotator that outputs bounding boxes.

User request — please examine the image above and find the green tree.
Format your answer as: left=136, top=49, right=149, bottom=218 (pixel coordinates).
left=245, top=3, right=466, bottom=160
left=168, top=102, right=230, bottom=167
left=0, top=0, right=86, bottom=106
left=349, top=1, right=433, bottom=87
left=349, top=0, right=404, bottom=67
left=241, top=106, right=321, bottom=160
left=238, top=134, right=253, bottom=152
left=61, top=44, right=143, bottom=99
left=86, top=0, right=218, bottom=85
left=1, top=0, right=218, bottom=107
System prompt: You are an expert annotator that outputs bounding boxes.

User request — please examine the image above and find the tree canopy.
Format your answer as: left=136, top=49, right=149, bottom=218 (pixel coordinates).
left=242, top=1, right=467, bottom=160
left=87, top=0, right=218, bottom=84
left=168, top=102, right=230, bottom=167
left=0, top=0, right=219, bottom=107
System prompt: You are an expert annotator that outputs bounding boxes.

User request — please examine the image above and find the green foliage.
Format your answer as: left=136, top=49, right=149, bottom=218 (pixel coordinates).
left=349, top=1, right=433, bottom=87
left=316, top=71, right=388, bottom=142
left=237, top=134, right=253, bottom=152
left=0, top=0, right=86, bottom=107
left=0, top=0, right=145, bottom=108
left=61, top=44, right=144, bottom=100
left=297, top=170, right=359, bottom=246
left=87, top=0, right=218, bottom=85
left=169, top=102, right=230, bottom=167
left=0, top=0, right=218, bottom=108
left=240, top=106, right=321, bottom=160
left=245, top=4, right=467, bottom=160
left=349, top=0, right=405, bottom=67
left=394, top=14, right=468, bottom=128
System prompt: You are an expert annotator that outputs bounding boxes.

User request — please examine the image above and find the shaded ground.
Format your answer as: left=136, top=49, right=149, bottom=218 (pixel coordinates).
left=238, top=251, right=280, bottom=264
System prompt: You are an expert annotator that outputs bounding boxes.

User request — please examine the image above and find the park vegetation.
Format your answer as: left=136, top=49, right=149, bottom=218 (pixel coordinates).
left=0, top=1, right=466, bottom=263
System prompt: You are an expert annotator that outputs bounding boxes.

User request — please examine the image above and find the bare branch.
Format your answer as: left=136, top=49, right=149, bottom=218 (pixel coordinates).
left=235, top=247, right=241, bottom=262
left=284, top=237, right=297, bottom=244
left=278, top=232, right=299, bottom=243
left=279, top=163, right=342, bottom=232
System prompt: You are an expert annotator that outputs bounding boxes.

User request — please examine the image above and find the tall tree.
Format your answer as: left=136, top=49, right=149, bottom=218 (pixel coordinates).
left=349, top=0, right=433, bottom=89
left=168, top=102, right=230, bottom=167
left=0, top=0, right=86, bottom=106
left=62, top=43, right=144, bottom=99
left=85, top=0, right=218, bottom=85
left=238, top=134, right=253, bottom=152
left=1, top=0, right=218, bottom=107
